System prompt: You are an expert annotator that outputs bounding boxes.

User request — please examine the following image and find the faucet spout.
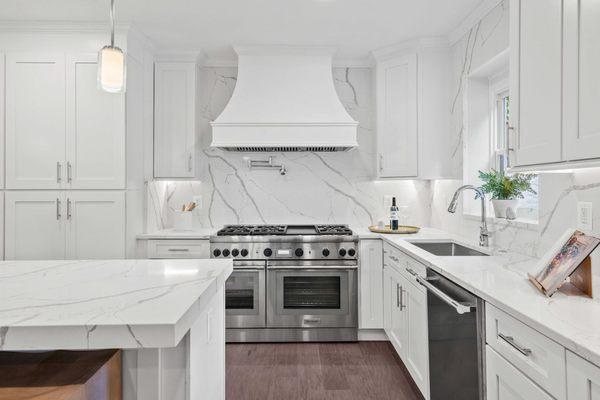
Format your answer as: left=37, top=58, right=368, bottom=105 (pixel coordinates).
left=447, top=185, right=489, bottom=247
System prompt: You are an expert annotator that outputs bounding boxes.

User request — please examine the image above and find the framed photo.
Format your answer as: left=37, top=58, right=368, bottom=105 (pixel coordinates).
left=529, top=228, right=600, bottom=296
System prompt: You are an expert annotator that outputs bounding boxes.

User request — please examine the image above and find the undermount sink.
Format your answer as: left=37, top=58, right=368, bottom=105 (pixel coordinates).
left=409, top=241, right=489, bottom=257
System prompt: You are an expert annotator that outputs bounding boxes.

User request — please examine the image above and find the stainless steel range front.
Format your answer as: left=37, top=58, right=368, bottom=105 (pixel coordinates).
left=210, top=224, right=358, bottom=342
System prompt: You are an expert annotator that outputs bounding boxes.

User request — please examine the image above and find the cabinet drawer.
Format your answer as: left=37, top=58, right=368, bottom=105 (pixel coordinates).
left=383, top=243, right=426, bottom=286
left=486, top=346, right=554, bottom=400
left=147, top=240, right=209, bottom=259
left=486, top=304, right=566, bottom=400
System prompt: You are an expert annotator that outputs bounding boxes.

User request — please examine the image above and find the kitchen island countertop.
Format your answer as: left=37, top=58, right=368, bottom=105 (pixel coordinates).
left=0, top=258, right=233, bottom=351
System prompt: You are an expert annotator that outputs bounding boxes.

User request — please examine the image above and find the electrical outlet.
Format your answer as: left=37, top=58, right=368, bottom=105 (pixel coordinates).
left=193, top=195, right=203, bottom=210
left=577, top=202, right=593, bottom=231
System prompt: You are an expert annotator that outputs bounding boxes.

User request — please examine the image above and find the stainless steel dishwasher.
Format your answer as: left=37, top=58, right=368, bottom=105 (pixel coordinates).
left=414, top=268, right=485, bottom=400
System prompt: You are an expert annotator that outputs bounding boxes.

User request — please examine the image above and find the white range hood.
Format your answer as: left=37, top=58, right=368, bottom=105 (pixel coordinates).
left=210, top=46, right=358, bottom=152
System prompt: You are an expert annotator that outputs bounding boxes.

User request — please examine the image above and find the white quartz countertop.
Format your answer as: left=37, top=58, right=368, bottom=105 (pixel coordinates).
left=366, top=227, right=600, bottom=368
left=136, top=228, right=217, bottom=240
left=0, top=258, right=233, bottom=351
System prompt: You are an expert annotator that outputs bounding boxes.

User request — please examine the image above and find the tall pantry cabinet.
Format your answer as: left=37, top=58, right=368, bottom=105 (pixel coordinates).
left=1, top=28, right=153, bottom=260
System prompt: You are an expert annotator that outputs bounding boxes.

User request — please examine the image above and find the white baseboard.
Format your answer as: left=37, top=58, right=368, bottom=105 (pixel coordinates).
left=358, top=329, right=388, bottom=341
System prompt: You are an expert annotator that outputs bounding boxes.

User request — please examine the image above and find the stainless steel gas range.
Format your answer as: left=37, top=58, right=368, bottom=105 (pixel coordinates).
left=210, top=224, right=358, bottom=342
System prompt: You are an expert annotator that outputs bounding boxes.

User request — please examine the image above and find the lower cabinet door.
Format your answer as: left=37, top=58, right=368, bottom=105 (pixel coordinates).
left=5, top=191, right=66, bottom=260
left=404, top=276, right=429, bottom=399
left=359, top=239, right=384, bottom=329
left=567, top=350, right=600, bottom=399
left=384, top=267, right=408, bottom=360
left=66, top=191, right=125, bottom=259
left=486, top=346, right=554, bottom=400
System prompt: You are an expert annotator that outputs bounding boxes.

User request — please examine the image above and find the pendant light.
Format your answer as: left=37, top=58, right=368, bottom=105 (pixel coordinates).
left=98, top=0, right=126, bottom=93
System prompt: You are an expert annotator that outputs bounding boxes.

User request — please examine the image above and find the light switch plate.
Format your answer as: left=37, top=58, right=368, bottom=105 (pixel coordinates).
left=193, top=195, right=203, bottom=210
left=577, top=202, right=593, bottom=231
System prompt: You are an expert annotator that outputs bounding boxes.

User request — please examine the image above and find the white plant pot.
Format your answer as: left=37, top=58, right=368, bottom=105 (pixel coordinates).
left=172, top=211, right=193, bottom=231
left=492, top=199, right=519, bottom=219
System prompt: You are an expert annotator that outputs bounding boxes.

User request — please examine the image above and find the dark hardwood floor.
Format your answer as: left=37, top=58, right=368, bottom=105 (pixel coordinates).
left=226, top=341, right=424, bottom=400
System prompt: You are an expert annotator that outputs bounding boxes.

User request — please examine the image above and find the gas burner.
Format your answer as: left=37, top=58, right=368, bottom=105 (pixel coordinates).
left=217, top=225, right=287, bottom=236
left=315, top=225, right=354, bottom=235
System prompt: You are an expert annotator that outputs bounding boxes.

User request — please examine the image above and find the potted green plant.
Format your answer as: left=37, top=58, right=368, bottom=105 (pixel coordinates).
left=478, top=170, right=536, bottom=218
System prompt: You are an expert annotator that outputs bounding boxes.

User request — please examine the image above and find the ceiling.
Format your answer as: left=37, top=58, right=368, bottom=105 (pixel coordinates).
left=0, top=0, right=484, bottom=62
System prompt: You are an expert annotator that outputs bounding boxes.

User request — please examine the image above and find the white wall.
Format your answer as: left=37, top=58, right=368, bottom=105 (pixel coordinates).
left=147, top=66, right=433, bottom=230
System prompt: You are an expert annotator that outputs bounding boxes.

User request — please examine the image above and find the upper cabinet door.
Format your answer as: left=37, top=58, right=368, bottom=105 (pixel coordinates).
left=65, top=191, right=125, bottom=259
left=564, top=0, right=600, bottom=161
left=510, top=0, right=563, bottom=166
left=5, top=191, right=66, bottom=260
left=154, top=62, right=196, bottom=178
left=66, top=54, right=125, bottom=189
left=376, top=54, right=418, bottom=178
left=5, top=53, right=66, bottom=189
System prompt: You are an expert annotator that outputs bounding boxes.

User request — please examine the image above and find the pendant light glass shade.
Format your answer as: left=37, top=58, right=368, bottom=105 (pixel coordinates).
left=98, top=45, right=126, bottom=93
left=98, top=0, right=126, bottom=93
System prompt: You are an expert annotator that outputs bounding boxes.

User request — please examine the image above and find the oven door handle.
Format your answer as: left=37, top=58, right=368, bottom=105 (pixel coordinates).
left=267, top=265, right=358, bottom=270
left=232, top=267, right=265, bottom=272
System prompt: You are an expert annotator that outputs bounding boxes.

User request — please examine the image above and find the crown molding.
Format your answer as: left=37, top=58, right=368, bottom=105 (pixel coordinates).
left=447, top=0, right=505, bottom=45
left=155, top=51, right=207, bottom=65
left=370, top=37, right=449, bottom=62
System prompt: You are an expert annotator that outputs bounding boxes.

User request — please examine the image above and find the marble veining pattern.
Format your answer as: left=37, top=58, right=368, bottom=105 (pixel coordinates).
left=147, top=67, right=432, bottom=232
left=0, top=258, right=232, bottom=350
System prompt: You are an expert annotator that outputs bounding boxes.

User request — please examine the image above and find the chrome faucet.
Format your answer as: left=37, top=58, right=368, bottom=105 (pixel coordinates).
left=447, top=185, right=489, bottom=247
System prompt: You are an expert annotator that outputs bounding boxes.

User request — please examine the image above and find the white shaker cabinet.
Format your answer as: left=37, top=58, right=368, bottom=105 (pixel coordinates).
left=567, top=351, right=600, bottom=400
left=486, top=346, right=553, bottom=400
left=5, top=191, right=125, bottom=260
left=5, top=53, right=126, bottom=189
left=66, top=54, right=126, bottom=189
left=384, top=265, right=408, bottom=360
left=154, top=62, right=196, bottom=178
left=563, top=0, right=600, bottom=160
left=5, top=191, right=66, bottom=260
left=5, top=53, right=66, bottom=189
left=66, top=191, right=125, bottom=259
left=359, top=240, right=384, bottom=329
left=509, top=0, right=563, bottom=167
left=0, top=53, right=5, bottom=189
left=403, top=275, right=429, bottom=399
left=376, top=54, right=418, bottom=178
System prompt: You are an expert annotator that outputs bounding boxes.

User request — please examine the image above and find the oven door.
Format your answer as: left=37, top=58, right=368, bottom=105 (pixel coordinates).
left=266, top=261, right=357, bottom=328
left=226, top=261, right=266, bottom=328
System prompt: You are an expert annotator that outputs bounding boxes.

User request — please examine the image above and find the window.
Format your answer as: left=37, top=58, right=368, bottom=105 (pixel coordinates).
left=463, top=66, right=538, bottom=222
left=493, top=90, right=510, bottom=172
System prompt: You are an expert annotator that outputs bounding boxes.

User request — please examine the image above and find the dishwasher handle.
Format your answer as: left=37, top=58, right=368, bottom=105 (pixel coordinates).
left=415, top=275, right=474, bottom=314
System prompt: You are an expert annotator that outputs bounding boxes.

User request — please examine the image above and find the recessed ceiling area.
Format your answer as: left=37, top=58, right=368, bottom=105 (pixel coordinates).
left=0, top=0, right=484, bottom=62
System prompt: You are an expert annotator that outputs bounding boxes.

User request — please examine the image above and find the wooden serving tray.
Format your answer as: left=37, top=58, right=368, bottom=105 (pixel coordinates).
left=368, top=225, right=420, bottom=234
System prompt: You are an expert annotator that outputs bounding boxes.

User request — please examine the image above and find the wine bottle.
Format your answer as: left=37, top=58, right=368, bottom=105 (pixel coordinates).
left=390, top=197, right=399, bottom=230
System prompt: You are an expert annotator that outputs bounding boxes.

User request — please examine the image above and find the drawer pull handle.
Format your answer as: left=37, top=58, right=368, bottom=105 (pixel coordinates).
left=304, top=318, right=321, bottom=324
left=168, top=248, right=190, bottom=252
left=389, top=255, right=399, bottom=262
left=498, top=333, right=532, bottom=356
left=406, top=268, right=417, bottom=276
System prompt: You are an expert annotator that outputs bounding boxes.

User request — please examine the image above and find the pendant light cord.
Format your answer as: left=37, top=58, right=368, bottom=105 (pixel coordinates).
left=109, top=0, right=115, bottom=47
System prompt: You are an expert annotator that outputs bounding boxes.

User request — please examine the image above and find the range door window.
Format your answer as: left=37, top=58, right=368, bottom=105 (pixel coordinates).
left=267, top=268, right=357, bottom=328
left=225, top=266, right=266, bottom=328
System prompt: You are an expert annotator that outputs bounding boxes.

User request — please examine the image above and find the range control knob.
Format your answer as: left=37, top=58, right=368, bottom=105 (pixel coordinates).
left=295, top=248, right=304, bottom=257
left=339, top=248, right=347, bottom=257
left=213, top=249, right=221, bottom=257
left=241, top=249, right=249, bottom=257
left=231, top=249, right=239, bottom=257
left=263, top=248, right=273, bottom=257
left=348, top=249, right=356, bottom=257
left=222, top=249, right=230, bottom=257
left=322, top=248, right=330, bottom=257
